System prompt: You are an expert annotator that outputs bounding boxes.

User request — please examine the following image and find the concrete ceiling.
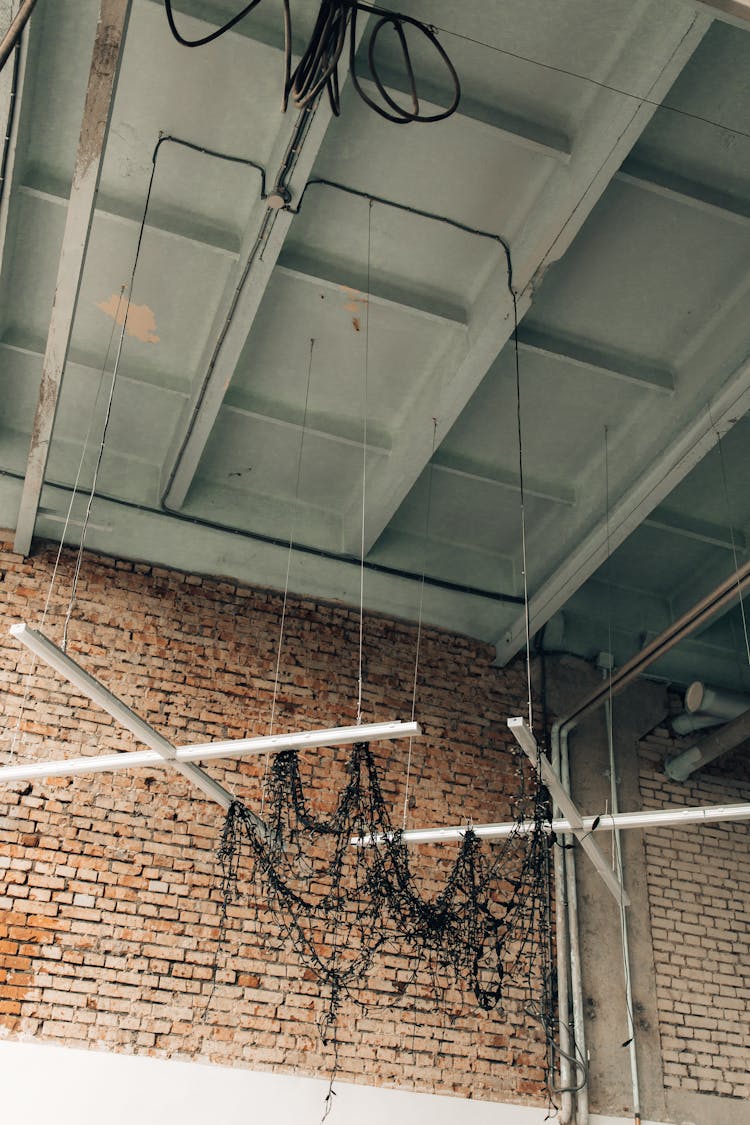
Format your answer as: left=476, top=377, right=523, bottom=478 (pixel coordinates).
left=1, top=0, right=749, bottom=692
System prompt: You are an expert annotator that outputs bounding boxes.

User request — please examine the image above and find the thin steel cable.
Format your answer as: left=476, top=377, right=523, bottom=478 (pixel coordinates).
left=512, top=291, right=533, bottom=730
left=356, top=200, right=372, bottom=725
left=60, top=153, right=160, bottom=652
left=6, top=294, right=124, bottom=760
left=402, top=417, right=437, bottom=829
left=708, top=404, right=750, bottom=671
left=261, top=338, right=316, bottom=816
left=432, top=19, right=750, bottom=142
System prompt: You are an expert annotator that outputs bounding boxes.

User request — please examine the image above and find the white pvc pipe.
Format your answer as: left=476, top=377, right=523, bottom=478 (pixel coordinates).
left=551, top=726, right=574, bottom=1125
left=8, top=623, right=237, bottom=812
left=3, top=624, right=420, bottom=790
left=0, top=720, right=422, bottom=785
left=685, top=681, right=750, bottom=719
left=351, top=802, right=750, bottom=846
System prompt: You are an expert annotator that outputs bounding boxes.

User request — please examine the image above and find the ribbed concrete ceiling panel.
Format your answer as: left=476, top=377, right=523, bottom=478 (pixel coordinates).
left=440, top=346, right=655, bottom=490
left=524, top=179, right=750, bottom=370
left=219, top=266, right=461, bottom=438
left=627, top=21, right=750, bottom=204
left=281, top=185, right=499, bottom=313
left=309, top=87, right=557, bottom=239
left=0, top=0, right=748, bottom=693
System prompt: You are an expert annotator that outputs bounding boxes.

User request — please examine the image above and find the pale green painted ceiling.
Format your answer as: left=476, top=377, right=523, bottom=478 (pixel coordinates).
left=0, top=0, right=749, bottom=694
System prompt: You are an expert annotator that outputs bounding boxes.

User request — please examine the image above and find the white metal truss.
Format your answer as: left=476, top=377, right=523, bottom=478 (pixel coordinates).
left=3, top=624, right=420, bottom=831
left=6, top=630, right=745, bottom=911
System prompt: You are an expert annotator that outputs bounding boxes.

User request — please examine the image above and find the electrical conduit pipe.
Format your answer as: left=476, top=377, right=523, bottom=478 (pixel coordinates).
left=548, top=559, right=750, bottom=1122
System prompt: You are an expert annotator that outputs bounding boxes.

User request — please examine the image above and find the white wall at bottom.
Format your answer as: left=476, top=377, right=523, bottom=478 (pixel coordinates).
left=0, top=1039, right=670, bottom=1125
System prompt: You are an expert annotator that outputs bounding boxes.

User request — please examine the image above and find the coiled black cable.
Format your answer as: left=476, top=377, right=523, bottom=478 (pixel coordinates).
left=287, top=0, right=350, bottom=115
left=164, top=0, right=264, bottom=46
left=162, top=0, right=460, bottom=123
left=351, top=2, right=460, bottom=124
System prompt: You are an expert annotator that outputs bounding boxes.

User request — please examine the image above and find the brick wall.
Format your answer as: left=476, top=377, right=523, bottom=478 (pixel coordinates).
left=639, top=723, right=750, bottom=1102
left=0, top=536, right=547, bottom=1104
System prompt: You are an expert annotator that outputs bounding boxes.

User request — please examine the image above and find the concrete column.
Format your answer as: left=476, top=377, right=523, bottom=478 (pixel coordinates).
left=540, top=654, right=669, bottom=1121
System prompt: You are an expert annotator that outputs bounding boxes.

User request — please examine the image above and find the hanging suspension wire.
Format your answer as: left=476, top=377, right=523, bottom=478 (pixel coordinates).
left=60, top=149, right=161, bottom=651
left=5, top=301, right=123, bottom=761
left=262, top=337, right=316, bottom=814
left=402, top=417, right=437, bottom=829
left=512, top=292, right=534, bottom=730
left=355, top=199, right=372, bottom=725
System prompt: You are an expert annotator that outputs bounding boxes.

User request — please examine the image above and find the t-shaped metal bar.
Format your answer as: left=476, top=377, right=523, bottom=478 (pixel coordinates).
left=508, top=716, right=629, bottom=906
left=9, top=624, right=267, bottom=834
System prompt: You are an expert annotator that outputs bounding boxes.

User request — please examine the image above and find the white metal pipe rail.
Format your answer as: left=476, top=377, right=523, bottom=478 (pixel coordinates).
left=0, top=720, right=422, bottom=785
left=3, top=625, right=421, bottom=790
left=351, top=802, right=750, bottom=846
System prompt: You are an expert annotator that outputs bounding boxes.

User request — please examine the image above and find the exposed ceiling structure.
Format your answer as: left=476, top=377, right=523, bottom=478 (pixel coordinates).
left=0, top=0, right=749, bottom=692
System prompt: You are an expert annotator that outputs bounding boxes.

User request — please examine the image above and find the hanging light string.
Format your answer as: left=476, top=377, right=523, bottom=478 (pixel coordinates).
left=262, top=337, right=316, bottom=815
left=356, top=199, right=373, bottom=725
left=709, top=404, right=750, bottom=672
left=60, top=151, right=161, bottom=651
left=512, top=290, right=534, bottom=730
left=5, top=299, right=124, bottom=761
left=402, top=416, right=437, bottom=830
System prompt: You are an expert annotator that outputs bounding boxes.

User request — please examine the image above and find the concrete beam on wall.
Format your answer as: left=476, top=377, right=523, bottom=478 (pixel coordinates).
left=617, top=158, right=750, bottom=229
left=516, top=325, right=675, bottom=393
left=13, top=0, right=133, bottom=557
left=160, top=16, right=370, bottom=513
left=689, top=0, right=750, bottom=29
left=0, top=1, right=31, bottom=280
left=495, top=353, right=750, bottom=665
left=340, top=11, right=711, bottom=558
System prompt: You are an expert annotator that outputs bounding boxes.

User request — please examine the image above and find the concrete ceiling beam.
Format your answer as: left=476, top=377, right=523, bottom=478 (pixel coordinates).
left=339, top=12, right=711, bottom=560
left=617, top=158, right=750, bottom=228
left=430, top=451, right=576, bottom=507
left=0, top=0, right=31, bottom=282
left=15, top=183, right=241, bottom=258
left=274, top=260, right=467, bottom=331
left=160, top=16, right=370, bottom=513
left=357, top=70, right=571, bottom=164
left=13, top=0, right=133, bottom=557
left=688, top=0, right=750, bottom=28
left=222, top=401, right=390, bottom=455
left=644, top=509, right=747, bottom=552
left=340, top=262, right=528, bottom=556
left=494, top=353, right=750, bottom=665
left=516, top=325, right=675, bottom=393
left=0, top=340, right=189, bottom=399
left=512, top=10, right=711, bottom=292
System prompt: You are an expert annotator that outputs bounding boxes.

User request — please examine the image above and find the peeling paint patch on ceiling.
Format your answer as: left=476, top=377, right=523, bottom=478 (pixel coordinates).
left=96, top=293, right=160, bottom=344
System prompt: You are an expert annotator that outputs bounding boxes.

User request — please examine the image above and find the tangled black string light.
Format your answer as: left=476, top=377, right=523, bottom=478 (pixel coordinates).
left=212, top=741, right=554, bottom=1056
left=163, top=0, right=460, bottom=122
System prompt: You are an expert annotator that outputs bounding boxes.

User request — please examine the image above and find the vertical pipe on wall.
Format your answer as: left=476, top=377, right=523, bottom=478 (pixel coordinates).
left=551, top=728, right=575, bottom=1124
left=561, top=725, right=589, bottom=1125
left=604, top=691, right=641, bottom=1122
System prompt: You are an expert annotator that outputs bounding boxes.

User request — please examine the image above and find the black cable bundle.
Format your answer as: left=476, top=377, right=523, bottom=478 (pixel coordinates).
left=163, top=0, right=460, bottom=122
left=212, top=741, right=554, bottom=1051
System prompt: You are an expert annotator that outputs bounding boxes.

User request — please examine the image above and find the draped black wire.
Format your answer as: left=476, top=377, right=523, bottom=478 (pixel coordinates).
left=212, top=740, right=554, bottom=1062
left=163, top=0, right=460, bottom=123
